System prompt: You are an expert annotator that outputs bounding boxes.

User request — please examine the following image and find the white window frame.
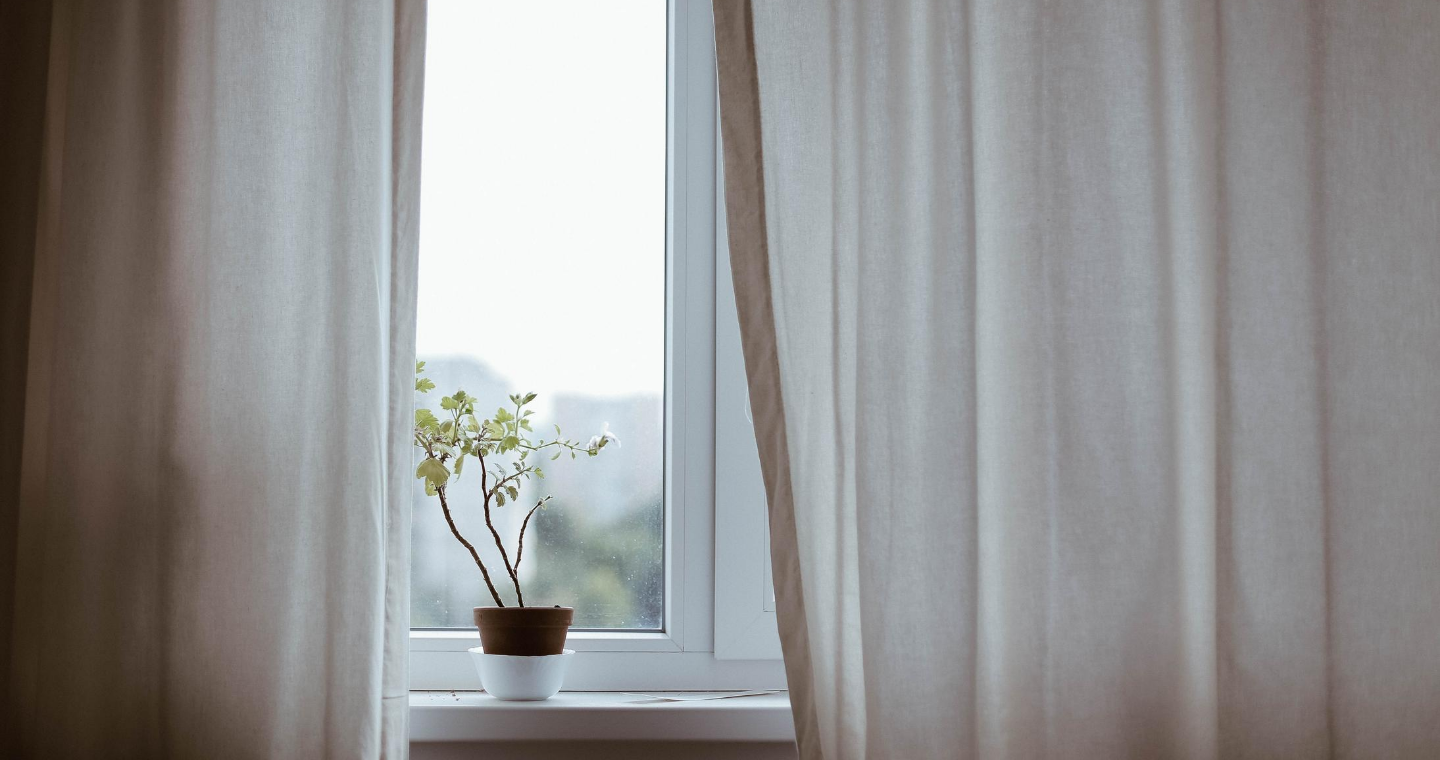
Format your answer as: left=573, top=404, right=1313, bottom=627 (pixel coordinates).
left=713, top=158, right=783, bottom=660
left=409, top=0, right=784, bottom=692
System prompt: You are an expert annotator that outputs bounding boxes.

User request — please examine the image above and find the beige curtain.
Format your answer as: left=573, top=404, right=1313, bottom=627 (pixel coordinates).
left=715, top=1, right=1440, bottom=758
left=0, top=1, right=425, bottom=757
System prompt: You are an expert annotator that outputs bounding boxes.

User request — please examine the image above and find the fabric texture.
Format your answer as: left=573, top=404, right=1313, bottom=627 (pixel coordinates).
left=714, top=1, right=1440, bottom=758
left=1, top=1, right=425, bottom=757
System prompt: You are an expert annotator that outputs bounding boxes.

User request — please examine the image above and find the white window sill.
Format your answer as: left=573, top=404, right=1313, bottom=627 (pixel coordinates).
left=409, top=690, right=794, bottom=743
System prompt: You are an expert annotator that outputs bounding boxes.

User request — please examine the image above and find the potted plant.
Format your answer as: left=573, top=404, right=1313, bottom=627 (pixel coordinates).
left=412, top=362, right=617, bottom=699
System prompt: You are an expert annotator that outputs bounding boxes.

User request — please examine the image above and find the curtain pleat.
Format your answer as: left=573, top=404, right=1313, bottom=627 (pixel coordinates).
left=715, top=1, right=1440, bottom=758
left=0, top=0, right=56, bottom=748
left=1, top=1, right=425, bottom=757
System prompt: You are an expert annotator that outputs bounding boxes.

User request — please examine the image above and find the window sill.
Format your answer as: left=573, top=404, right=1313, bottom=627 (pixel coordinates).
left=409, top=690, right=794, bottom=743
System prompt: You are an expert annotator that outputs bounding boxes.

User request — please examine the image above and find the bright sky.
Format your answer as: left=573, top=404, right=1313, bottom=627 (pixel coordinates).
left=416, top=1, right=667, bottom=397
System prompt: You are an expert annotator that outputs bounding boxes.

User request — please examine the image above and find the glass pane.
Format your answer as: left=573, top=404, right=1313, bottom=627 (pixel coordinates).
left=411, top=1, right=666, bottom=629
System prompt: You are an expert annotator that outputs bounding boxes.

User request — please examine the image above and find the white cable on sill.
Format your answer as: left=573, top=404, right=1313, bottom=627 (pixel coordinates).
left=616, top=689, right=786, bottom=704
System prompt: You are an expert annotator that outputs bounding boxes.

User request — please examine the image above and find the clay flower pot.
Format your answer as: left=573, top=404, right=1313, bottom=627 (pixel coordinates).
left=473, top=606, right=573, bottom=656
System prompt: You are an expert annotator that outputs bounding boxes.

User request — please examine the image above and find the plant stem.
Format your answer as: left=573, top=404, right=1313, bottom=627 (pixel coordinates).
left=488, top=469, right=527, bottom=497
left=514, top=496, right=550, bottom=577
left=477, top=450, right=525, bottom=606
left=514, top=439, right=585, bottom=455
left=437, top=486, right=503, bottom=607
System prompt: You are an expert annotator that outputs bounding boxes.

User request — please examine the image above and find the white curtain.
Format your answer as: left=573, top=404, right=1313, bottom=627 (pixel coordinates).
left=714, top=1, right=1440, bottom=758
left=1, top=1, right=425, bottom=757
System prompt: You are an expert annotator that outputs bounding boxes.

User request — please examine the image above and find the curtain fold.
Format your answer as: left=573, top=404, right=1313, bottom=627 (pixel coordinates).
left=1, top=1, right=425, bottom=757
left=715, top=1, right=1440, bottom=758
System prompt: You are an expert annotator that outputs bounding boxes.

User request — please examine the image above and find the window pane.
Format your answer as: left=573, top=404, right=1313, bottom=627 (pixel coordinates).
left=412, top=1, right=666, bottom=629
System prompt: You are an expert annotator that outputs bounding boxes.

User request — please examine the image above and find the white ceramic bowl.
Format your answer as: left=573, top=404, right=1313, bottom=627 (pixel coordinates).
left=467, top=647, right=575, bottom=701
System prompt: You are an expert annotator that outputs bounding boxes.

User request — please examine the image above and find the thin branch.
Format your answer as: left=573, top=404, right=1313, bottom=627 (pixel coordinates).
left=477, top=450, right=524, bottom=604
left=513, top=439, right=588, bottom=454
left=514, top=496, right=552, bottom=578
left=437, top=486, right=503, bottom=607
left=488, top=468, right=527, bottom=496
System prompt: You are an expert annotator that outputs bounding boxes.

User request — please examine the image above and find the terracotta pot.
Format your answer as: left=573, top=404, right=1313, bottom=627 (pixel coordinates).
left=473, top=606, right=573, bottom=656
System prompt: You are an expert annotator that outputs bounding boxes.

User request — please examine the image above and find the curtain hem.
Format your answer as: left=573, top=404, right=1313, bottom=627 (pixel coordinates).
left=712, top=3, right=821, bottom=758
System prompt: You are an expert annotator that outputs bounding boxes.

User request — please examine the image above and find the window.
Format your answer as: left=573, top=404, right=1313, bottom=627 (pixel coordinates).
left=410, top=0, right=783, bottom=691
left=412, top=0, right=666, bottom=632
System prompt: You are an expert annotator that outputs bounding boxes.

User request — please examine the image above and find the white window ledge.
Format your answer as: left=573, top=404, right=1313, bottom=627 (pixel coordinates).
left=409, top=690, right=795, bottom=743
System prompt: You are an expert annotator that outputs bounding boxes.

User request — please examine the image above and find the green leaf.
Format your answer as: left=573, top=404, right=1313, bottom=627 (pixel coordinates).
left=494, top=407, right=513, bottom=423
left=415, top=377, right=436, bottom=393
left=439, top=396, right=458, bottom=411
left=416, top=360, right=427, bottom=372
left=495, top=490, right=507, bottom=507
left=415, top=458, right=450, bottom=489
left=453, top=455, right=464, bottom=475
left=506, top=486, right=519, bottom=502
left=523, top=392, right=537, bottom=404
left=414, top=408, right=439, bottom=431
left=550, top=451, right=561, bottom=460
left=501, top=435, right=520, bottom=451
